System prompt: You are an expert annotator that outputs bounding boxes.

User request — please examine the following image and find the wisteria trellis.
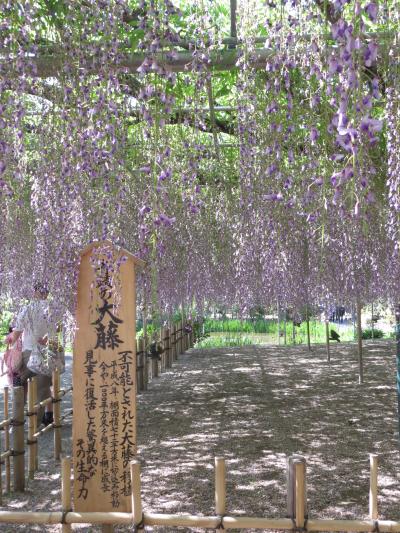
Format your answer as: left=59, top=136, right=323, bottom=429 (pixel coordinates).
left=0, top=0, right=398, bottom=324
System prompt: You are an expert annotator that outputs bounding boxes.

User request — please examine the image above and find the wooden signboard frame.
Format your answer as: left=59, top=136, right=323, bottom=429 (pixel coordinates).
left=73, top=241, right=144, bottom=513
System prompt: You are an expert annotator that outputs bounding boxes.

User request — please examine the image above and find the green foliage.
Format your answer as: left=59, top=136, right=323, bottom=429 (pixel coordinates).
left=136, top=323, right=157, bottom=339
left=204, top=318, right=357, bottom=345
left=0, top=311, right=13, bottom=351
left=361, top=328, right=384, bottom=339
left=195, top=335, right=253, bottom=349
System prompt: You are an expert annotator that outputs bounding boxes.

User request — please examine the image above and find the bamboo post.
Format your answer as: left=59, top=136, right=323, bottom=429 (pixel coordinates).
left=143, top=297, right=149, bottom=387
left=61, top=457, right=72, bottom=533
left=357, top=298, right=364, bottom=384
left=136, top=338, right=141, bottom=392
left=27, top=379, right=36, bottom=479
left=184, top=322, right=188, bottom=352
left=370, top=454, right=378, bottom=520
left=295, top=460, right=306, bottom=528
left=138, top=338, right=144, bottom=391
left=131, top=460, right=144, bottom=532
left=287, top=456, right=295, bottom=518
left=12, top=386, right=25, bottom=491
left=33, top=377, right=38, bottom=470
left=396, top=304, right=400, bottom=440
left=0, top=408, right=2, bottom=505
left=161, top=327, right=166, bottom=372
left=371, top=303, right=374, bottom=340
left=215, top=457, right=226, bottom=519
left=176, top=322, right=180, bottom=356
left=141, top=337, right=148, bottom=391
left=165, top=327, right=171, bottom=368
left=172, top=324, right=177, bottom=361
left=277, top=302, right=281, bottom=346
left=325, top=320, right=330, bottom=363
left=147, top=335, right=152, bottom=382
left=53, top=369, right=62, bottom=460
left=183, top=322, right=187, bottom=352
left=287, top=455, right=307, bottom=520
left=141, top=337, right=147, bottom=391
left=4, top=387, right=10, bottom=492
left=176, top=321, right=180, bottom=356
left=152, top=331, right=159, bottom=379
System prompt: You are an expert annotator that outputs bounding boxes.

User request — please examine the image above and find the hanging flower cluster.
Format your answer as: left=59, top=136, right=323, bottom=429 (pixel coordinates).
left=0, top=0, right=398, bottom=326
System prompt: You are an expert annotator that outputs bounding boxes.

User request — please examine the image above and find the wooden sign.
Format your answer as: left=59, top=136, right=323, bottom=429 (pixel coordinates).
left=73, top=241, right=144, bottom=512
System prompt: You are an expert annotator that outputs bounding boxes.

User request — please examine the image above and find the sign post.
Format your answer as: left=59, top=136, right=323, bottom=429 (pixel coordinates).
left=73, top=241, right=144, bottom=512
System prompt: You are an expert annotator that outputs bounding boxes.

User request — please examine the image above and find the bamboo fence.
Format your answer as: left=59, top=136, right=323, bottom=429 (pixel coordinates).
left=0, top=371, right=73, bottom=495
left=0, top=321, right=195, bottom=500
left=0, top=454, right=398, bottom=532
left=136, top=320, right=193, bottom=389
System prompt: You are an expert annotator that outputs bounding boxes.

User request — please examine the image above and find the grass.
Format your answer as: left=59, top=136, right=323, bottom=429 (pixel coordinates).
left=195, top=335, right=254, bottom=349
left=198, top=318, right=358, bottom=348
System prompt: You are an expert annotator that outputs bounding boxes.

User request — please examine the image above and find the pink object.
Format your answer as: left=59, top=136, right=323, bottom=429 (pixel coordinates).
left=1, top=337, right=23, bottom=385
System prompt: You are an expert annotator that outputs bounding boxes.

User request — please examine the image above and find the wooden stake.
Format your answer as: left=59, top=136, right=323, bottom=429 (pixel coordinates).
left=172, top=324, right=177, bottom=361
left=53, top=369, right=62, bottom=460
left=0, top=403, right=2, bottom=505
left=277, top=302, right=281, bottom=346
left=130, top=460, right=144, bottom=532
left=4, top=387, right=10, bottom=492
left=165, top=327, right=171, bottom=368
left=12, top=386, right=25, bottom=491
left=295, top=460, right=306, bottom=528
left=369, top=454, right=378, bottom=520
left=161, top=327, right=166, bottom=372
left=357, top=298, right=364, bottom=384
left=152, top=331, right=159, bottom=379
left=287, top=456, right=295, bottom=518
left=32, top=377, right=38, bottom=470
left=27, top=379, right=36, bottom=480
left=143, top=296, right=149, bottom=388
left=306, top=311, right=311, bottom=351
left=371, top=303, right=374, bottom=341
left=284, top=310, right=287, bottom=345
left=287, top=455, right=307, bottom=519
left=215, top=457, right=226, bottom=518
left=181, top=319, right=185, bottom=354
left=61, top=457, right=72, bottom=533
left=326, top=321, right=330, bottom=363
left=139, top=338, right=145, bottom=391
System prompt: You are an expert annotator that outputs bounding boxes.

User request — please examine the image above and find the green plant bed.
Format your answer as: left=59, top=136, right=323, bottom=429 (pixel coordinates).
left=204, top=318, right=356, bottom=345
left=195, top=335, right=254, bottom=349
left=360, top=328, right=384, bottom=339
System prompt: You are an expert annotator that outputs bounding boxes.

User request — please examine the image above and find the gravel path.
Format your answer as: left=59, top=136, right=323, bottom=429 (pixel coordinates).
left=1, top=340, right=399, bottom=532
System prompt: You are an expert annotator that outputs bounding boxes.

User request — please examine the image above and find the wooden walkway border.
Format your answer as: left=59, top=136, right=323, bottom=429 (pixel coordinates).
left=0, top=454, right=397, bottom=531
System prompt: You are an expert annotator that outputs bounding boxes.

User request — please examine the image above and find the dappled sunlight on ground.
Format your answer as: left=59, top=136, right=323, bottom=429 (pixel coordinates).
left=136, top=341, right=400, bottom=532
left=0, top=341, right=399, bottom=532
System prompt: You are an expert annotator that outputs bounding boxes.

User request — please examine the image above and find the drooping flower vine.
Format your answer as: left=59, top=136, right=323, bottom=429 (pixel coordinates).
left=0, top=0, right=398, bottom=326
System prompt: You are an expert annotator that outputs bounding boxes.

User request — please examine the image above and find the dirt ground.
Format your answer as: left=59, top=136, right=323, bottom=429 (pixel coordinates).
left=0, top=340, right=399, bottom=532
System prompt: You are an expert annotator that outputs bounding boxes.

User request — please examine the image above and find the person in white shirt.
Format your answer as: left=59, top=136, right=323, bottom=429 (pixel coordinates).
left=7, top=282, right=55, bottom=426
